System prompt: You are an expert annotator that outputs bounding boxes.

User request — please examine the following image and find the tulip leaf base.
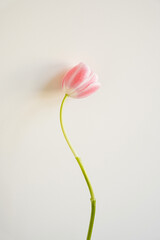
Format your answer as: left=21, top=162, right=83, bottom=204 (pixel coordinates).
left=60, top=94, right=96, bottom=240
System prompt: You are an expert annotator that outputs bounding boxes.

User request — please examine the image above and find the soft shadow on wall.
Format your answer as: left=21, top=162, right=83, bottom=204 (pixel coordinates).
left=1, top=62, right=69, bottom=152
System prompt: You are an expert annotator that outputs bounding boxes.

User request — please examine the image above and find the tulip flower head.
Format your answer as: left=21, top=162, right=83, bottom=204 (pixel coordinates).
left=62, top=62, right=100, bottom=98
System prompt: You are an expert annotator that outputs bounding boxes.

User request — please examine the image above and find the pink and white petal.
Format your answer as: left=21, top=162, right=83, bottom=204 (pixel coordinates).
left=62, top=64, right=80, bottom=88
left=75, top=82, right=101, bottom=98
left=68, top=90, right=79, bottom=98
left=68, top=63, right=91, bottom=89
left=62, top=62, right=90, bottom=89
left=75, top=73, right=99, bottom=93
left=62, top=84, right=79, bottom=96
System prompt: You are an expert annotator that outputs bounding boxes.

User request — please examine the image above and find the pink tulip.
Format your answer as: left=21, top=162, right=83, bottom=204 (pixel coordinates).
left=62, top=62, right=100, bottom=98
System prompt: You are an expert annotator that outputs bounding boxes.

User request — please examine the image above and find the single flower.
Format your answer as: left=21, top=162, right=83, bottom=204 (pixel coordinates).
left=62, top=62, right=100, bottom=98
left=60, top=62, right=100, bottom=240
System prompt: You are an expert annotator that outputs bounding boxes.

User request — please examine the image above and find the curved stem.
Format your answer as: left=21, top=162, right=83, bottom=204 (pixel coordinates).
left=60, top=94, right=96, bottom=240
left=60, top=94, right=77, bottom=158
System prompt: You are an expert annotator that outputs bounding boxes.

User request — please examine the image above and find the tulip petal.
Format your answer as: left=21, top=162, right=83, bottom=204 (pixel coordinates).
left=69, top=64, right=91, bottom=89
left=62, top=64, right=80, bottom=88
left=73, top=82, right=101, bottom=98
left=74, top=72, right=98, bottom=93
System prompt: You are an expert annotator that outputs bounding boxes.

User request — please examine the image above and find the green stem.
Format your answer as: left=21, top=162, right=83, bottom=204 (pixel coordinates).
left=60, top=94, right=96, bottom=240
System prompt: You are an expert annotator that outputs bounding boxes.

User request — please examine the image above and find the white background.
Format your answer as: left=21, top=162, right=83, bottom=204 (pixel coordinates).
left=0, top=0, right=160, bottom=239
